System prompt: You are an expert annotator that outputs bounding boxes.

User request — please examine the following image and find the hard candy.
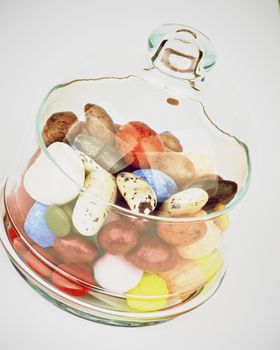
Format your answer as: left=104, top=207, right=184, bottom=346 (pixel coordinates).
left=51, top=263, right=94, bottom=297
left=53, top=235, right=99, bottom=264
left=177, top=221, right=221, bottom=259
left=24, top=202, right=56, bottom=248
left=133, top=169, right=177, bottom=202
left=97, top=220, right=139, bottom=255
left=24, top=142, right=85, bottom=205
left=158, top=188, right=208, bottom=217
left=116, top=121, right=164, bottom=168
left=126, top=272, right=169, bottom=312
left=93, top=254, right=143, bottom=294
left=127, top=235, right=177, bottom=273
left=45, top=205, right=72, bottom=237
left=116, top=172, right=157, bottom=215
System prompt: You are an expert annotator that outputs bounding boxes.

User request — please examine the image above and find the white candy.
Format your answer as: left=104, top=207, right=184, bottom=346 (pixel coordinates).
left=159, top=188, right=209, bottom=217
left=177, top=221, right=221, bottom=259
left=116, top=172, right=157, bottom=215
left=24, top=142, right=85, bottom=205
left=72, top=168, right=117, bottom=236
left=93, top=254, right=143, bottom=294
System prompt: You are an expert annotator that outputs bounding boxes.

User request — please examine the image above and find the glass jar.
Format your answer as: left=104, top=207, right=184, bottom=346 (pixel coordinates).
left=0, top=23, right=250, bottom=327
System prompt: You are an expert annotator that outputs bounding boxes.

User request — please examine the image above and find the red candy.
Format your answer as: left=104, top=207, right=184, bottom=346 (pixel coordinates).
left=116, top=121, right=164, bottom=168
left=51, top=263, right=94, bottom=297
left=25, top=251, right=54, bottom=279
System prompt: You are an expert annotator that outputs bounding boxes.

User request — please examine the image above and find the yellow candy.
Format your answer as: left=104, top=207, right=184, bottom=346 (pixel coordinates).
left=213, top=203, right=230, bottom=231
left=126, top=273, right=169, bottom=312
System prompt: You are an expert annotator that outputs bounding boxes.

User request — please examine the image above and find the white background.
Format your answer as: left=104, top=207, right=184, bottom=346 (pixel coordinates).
left=0, top=1, right=279, bottom=349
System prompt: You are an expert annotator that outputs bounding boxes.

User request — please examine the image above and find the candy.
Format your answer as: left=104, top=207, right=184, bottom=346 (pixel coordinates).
left=158, top=188, right=209, bottom=217
left=126, top=273, right=169, bottom=312
left=116, top=121, right=164, bottom=168
left=213, top=203, right=230, bottom=231
left=24, top=202, right=56, bottom=248
left=159, top=131, right=183, bottom=152
left=133, top=169, right=177, bottom=202
left=45, top=205, right=72, bottom=238
left=150, top=152, right=196, bottom=189
left=116, top=172, right=157, bottom=215
left=157, top=219, right=207, bottom=246
left=93, top=254, right=143, bottom=293
left=127, top=235, right=177, bottom=273
left=186, top=175, right=238, bottom=209
left=177, top=221, right=221, bottom=259
left=84, top=103, right=116, bottom=145
left=159, top=258, right=206, bottom=296
left=52, top=263, right=94, bottom=297
left=72, top=168, right=117, bottom=236
left=97, top=220, right=139, bottom=255
left=42, top=111, right=78, bottom=146
left=73, top=134, right=127, bottom=173
left=25, top=251, right=54, bottom=279
left=32, top=244, right=60, bottom=266
left=24, top=142, right=85, bottom=205
left=53, top=235, right=99, bottom=264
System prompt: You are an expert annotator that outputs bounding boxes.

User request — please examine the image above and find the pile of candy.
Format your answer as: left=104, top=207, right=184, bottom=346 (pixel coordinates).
left=5, top=102, right=237, bottom=312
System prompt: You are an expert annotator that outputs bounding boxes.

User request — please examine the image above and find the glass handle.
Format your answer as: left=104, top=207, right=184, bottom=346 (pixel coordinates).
left=148, top=24, right=217, bottom=83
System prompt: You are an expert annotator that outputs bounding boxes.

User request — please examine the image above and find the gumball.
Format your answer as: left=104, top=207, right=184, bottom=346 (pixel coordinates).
left=52, top=263, right=94, bottom=297
left=53, top=235, right=99, bottom=264
left=127, top=235, right=177, bottom=273
left=24, top=202, right=56, bottom=248
left=97, top=220, right=139, bottom=255
left=126, top=273, right=169, bottom=312
left=93, top=254, right=143, bottom=294
left=116, top=121, right=164, bottom=168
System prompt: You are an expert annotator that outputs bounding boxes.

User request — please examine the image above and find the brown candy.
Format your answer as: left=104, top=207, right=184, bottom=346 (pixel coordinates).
left=150, top=152, right=196, bottom=189
left=84, top=103, right=116, bottom=145
left=97, top=220, right=139, bottom=255
left=127, top=235, right=177, bottom=273
left=53, top=235, right=99, bottom=264
left=157, top=220, right=207, bottom=246
left=186, top=175, right=238, bottom=209
left=42, top=111, right=78, bottom=146
left=159, top=131, right=183, bottom=152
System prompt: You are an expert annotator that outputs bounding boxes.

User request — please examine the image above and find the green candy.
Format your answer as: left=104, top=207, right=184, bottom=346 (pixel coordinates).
left=62, top=203, right=80, bottom=234
left=125, top=273, right=169, bottom=312
left=45, top=205, right=72, bottom=237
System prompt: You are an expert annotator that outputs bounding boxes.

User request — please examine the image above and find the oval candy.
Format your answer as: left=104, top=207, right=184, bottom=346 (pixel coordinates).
left=45, top=205, right=72, bottom=237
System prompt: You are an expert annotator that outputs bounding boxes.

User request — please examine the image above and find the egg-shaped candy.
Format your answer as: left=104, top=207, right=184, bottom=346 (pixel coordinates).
left=24, top=202, right=56, bottom=248
left=133, top=169, right=177, bottom=202
left=158, top=188, right=208, bottom=217
left=97, top=220, right=139, bottom=255
left=126, top=273, right=169, bottom=312
left=45, top=205, right=72, bottom=238
left=93, top=254, right=143, bottom=294
left=127, top=235, right=177, bottom=273
left=24, top=142, right=85, bottom=205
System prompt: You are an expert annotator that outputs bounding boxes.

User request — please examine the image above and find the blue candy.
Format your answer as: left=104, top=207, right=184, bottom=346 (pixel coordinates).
left=133, top=169, right=178, bottom=202
left=24, top=202, right=56, bottom=248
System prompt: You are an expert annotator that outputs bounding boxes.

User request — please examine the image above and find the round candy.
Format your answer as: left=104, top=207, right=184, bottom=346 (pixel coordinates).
left=51, top=263, right=94, bottom=297
left=133, top=169, right=177, bottom=202
left=53, top=235, right=99, bottom=264
left=126, top=273, right=169, bottom=312
left=157, top=220, right=207, bottom=246
left=177, top=221, right=221, bottom=259
left=127, top=235, right=177, bottom=273
left=93, top=254, right=143, bottom=294
left=45, top=205, right=72, bottom=237
left=23, top=142, right=85, bottom=205
left=24, top=202, right=56, bottom=248
left=97, top=220, right=139, bottom=255
left=116, top=121, right=164, bottom=168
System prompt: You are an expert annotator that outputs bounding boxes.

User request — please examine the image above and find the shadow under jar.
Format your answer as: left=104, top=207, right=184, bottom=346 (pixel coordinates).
left=0, top=23, right=250, bottom=327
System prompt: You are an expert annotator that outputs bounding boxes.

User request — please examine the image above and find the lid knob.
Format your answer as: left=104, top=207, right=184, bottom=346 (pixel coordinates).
left=148, top=24, right=217, bottom=83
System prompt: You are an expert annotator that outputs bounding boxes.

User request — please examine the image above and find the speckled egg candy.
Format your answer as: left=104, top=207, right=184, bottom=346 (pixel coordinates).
left=24, top=202, right=56, bottom=248
left=93, top=254, right=143, bottom=294
left=133, top=169, right=177, bottom=202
